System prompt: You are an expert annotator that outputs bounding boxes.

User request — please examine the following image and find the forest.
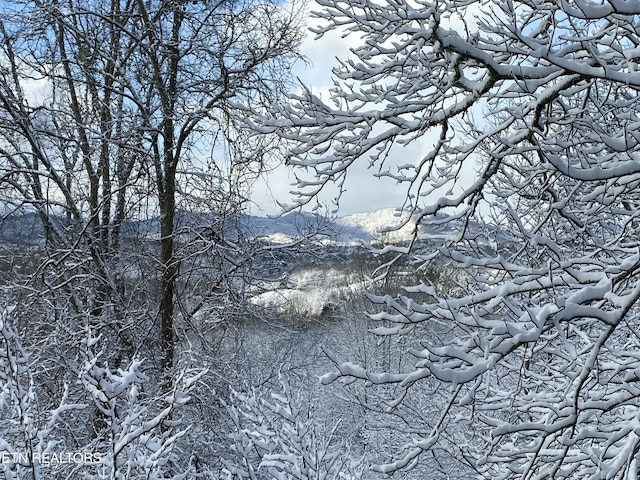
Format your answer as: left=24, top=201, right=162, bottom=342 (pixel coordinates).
left=2, top=0, right=640, bottom=478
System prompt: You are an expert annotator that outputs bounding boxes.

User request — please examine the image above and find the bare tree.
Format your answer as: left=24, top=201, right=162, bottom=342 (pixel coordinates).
left=253, top=0, right=640, bottom=477
left=0, top=0, right=304, bottom=378
left=0, top=1, right=305, bottom=475
left=118, top=0, right=304, bottom=380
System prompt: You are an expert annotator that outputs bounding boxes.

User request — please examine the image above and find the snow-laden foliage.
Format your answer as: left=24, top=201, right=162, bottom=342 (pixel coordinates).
left=80, top=327, right=208, bottom=479
left=252, top=0, right=640, bottom=477
left=0, top=306, right=86, bottom=480
left=0, top=307, right=207, bottom=479
left=222, top=382, right=365, bottom=479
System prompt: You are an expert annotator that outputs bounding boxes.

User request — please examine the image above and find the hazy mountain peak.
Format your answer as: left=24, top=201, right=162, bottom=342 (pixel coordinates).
left=336, top=208, right=416, bottom=242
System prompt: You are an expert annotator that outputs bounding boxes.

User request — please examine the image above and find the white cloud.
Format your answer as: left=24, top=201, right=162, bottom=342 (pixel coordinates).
left=249, top=3, right=484, bottom=218
left=250, top=9, right=421, bottom=217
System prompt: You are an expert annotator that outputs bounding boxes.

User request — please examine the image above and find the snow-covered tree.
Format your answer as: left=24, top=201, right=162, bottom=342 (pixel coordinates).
left=0, top=307, right=208, bottom=479
left=222, top=383, right=365, bottom=480
left=0, top=1, right=308, bottom=476
left=0, top=305, right=83, bottom=480
left=80, top=346, right=207, bottom=479
left=252, top=0, right=640, bottom=477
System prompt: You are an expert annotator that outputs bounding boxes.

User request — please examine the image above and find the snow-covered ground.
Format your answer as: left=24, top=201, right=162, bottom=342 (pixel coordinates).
left=249, top=267, right=363, bottom=317
left=336, top=208, right=416, bottom=243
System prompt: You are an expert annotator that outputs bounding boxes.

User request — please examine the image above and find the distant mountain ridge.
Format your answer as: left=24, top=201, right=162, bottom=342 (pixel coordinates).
left=0, top=208, right=489, bottom=246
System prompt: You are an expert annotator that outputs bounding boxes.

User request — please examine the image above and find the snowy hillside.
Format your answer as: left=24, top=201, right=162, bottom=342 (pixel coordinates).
left=335, top=208, right=416, bottom=243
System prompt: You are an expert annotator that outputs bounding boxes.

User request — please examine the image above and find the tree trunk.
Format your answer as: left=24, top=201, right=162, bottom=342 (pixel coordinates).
left=159, top=170, right=177, bottom=379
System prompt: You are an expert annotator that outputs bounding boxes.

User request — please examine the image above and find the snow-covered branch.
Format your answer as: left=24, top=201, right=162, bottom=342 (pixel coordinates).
left=252, top=0, right=640, bottom=476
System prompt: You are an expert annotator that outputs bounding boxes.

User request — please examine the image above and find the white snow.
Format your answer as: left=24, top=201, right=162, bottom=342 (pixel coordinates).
left=250, top=267, right=362, bottom=318
left=336, top=208, right=416, bottom=243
